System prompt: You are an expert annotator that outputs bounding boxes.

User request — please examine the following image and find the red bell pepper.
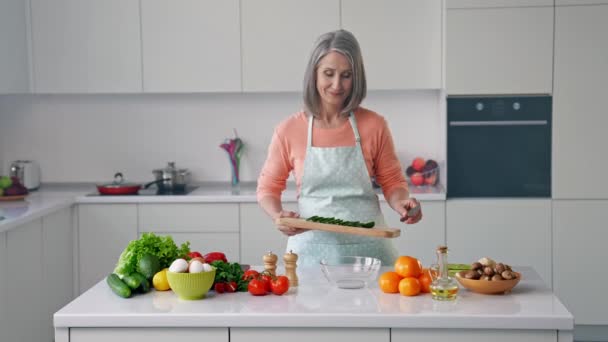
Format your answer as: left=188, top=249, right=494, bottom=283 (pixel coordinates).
left=204, top=252, right=227, bottom=263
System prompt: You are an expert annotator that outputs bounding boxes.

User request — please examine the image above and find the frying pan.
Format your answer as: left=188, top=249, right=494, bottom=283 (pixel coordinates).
left=96, top=172, right=165, bottom=195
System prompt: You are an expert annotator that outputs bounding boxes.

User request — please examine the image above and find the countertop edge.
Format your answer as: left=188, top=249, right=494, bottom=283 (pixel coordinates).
left=53, top=313, right=574, bottom=330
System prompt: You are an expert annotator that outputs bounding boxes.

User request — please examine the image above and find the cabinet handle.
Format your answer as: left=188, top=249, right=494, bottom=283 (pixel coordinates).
left=449, top=120, right=548, bottom=126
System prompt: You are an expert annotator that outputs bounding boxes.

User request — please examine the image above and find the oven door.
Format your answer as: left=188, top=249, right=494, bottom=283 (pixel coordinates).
left=447, top=96, right=551, bottom=198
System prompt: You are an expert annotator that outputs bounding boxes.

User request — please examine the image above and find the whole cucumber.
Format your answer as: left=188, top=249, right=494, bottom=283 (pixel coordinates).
left=107, top=273, right=132, bottom=298
left=131, top=272, right=150, bottom=293
left=122, top=274, right=142, bottom=290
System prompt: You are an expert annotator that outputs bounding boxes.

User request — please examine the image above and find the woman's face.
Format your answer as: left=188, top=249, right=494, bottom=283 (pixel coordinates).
left=316, top=51, right=353, bottom=112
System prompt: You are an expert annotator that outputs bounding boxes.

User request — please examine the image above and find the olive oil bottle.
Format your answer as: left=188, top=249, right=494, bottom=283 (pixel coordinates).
left=430, top=246, right=459, bottom=301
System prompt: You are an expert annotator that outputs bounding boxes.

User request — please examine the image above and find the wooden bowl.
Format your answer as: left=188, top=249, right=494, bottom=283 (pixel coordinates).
left=455, top=271, right=521, bottom=294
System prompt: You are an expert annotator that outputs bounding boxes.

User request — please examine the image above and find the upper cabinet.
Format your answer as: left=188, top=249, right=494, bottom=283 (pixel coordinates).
left=552, top=4, right=608, bottom=199
left=446, top=4, right=553, bottom=94
left=30, top=0, right=142, bottom=93
left=342, top=0, right=442, bottom=90
left=0, top=0, right=30, bottom=93
left=241, top=0, right=340, bottom=92
left=141, top=0, right=241, bottom=93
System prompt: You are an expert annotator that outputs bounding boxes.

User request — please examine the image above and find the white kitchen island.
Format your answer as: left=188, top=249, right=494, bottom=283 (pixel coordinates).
left=54, top=267, right=573, bottom=342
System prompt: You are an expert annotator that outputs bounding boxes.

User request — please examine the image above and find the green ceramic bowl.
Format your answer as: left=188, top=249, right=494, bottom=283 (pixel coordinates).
left=166, top=268, right=216, bottom=300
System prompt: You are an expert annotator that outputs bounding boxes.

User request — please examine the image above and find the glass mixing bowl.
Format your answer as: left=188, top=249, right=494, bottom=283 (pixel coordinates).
left=320, top=256, right=381, bottom=289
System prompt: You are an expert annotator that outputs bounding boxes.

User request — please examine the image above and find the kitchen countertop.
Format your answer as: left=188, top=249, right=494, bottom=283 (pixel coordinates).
left=54, top=266, right=573, bottom=330
left=0, top=182, right=445, bottom=233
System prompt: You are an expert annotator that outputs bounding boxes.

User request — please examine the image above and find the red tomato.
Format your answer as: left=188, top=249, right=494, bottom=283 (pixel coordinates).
left=248, top=279, right=268, bottom=296
left=259, top=274, right=272, bottom=292
left=270, top=275, right=289, bottom=295
left=225, top=281, right=237, bottom=293
left=188, top=251, right=203, bottom=259
left=214, top=282, right=225, bottom=294
left=242, top=269, right=260, bottom=281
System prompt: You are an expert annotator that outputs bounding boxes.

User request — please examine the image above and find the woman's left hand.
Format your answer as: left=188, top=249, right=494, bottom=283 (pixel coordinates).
left=395, top=197, right=422, bottom=224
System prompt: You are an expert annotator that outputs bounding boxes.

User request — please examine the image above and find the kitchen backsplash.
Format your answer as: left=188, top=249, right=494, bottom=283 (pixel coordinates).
left=0, top=90, right=442, bottom=183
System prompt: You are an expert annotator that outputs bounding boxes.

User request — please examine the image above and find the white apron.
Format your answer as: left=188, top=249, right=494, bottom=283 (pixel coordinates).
left=286, top=112, right=398, bottom=267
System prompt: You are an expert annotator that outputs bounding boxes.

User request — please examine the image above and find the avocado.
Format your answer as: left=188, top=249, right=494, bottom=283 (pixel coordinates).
left=137, top=254, right=161, bottom=280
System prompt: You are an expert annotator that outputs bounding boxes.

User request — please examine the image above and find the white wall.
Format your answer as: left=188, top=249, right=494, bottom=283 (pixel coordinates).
left=0, top=91, right=442, bottom=183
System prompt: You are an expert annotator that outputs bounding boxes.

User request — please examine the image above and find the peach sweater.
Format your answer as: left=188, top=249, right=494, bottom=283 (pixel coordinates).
left=257, top=107, right=408, bottom=201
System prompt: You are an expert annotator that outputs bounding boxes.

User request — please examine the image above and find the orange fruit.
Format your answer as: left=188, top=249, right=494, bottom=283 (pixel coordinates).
left=418, top=268, right=433, bottom=293
left=394, top=256, right=422, bottom=278
left=398, top=277, right=421, bottom=296
left=378, top=271, right=403, bottom=293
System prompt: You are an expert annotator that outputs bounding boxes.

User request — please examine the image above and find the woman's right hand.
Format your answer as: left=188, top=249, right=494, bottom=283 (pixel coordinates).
left=274, top=210, right=308, bottom=236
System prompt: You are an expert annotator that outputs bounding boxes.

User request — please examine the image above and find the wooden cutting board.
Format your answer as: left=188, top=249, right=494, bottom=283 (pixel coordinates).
left=275, top=218, right=401, bottom=238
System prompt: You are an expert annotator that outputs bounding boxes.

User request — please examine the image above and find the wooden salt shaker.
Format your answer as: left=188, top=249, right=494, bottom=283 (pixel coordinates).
left=263, top=251, right=278, bottom=276
left=284, top=250, right=299, bottom=287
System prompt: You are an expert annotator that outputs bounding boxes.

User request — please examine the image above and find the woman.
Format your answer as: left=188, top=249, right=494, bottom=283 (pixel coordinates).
left=257, top=29, right=422, bottom=266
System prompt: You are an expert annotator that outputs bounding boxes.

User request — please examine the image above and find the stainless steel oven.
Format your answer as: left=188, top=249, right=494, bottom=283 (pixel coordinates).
left=447, top=95, right=551, bottom=198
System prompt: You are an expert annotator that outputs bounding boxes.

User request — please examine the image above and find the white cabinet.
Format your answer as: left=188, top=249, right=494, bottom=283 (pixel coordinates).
left=30, top=0, right=142, bottom=93
left=231, top=328, right=389, bottom=342
left=381, top=201, right=445, bottom=267
left=0, top=0, right=30, bottom=93
left=5, top=220, right=45, bottom=342
left=0, top=208, right=75, bottom=342
left=239, top=203, right=293, bottom=265
left=446, top=199, right=552, bottom=287
left=446, top=5, right=553, bottom=94
left=141, top=0, right=241, bottom=92
left=241, top=0, right=340, bottom=92
left=553, top=200, right=608, bottom=325
left=392, top=329, right=555, bottom=342
left=42, top=207, right=74, bottom=340
left=552, top=4, right=608, bottom=199
left=78, top=204, right=137, bottom=293
left=342, top=0, right=442, bottom=90
left=70, top=327, right=228, bottom=342
left=138, top=204, right=240, bottom=262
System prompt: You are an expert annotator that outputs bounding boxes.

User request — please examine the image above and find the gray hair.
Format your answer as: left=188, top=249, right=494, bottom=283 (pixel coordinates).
left=303, top=29, right=367, bottom=117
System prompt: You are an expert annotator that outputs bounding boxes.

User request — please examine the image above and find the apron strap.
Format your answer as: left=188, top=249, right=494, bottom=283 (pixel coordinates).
left=307, top=114, right=314, bottom=147
left=307, top=111, right=361, bottom=147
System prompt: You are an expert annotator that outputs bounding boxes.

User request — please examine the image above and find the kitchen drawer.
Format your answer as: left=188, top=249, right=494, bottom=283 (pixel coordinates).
left=70, top=327, right=228, bottom=342
left=138, top=203, right=239, bottom=233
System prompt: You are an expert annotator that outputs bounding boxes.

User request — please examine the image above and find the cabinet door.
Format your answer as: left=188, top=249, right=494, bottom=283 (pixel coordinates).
left=381, top=201, right=445, bottom=267
left=342, top=0, right=442, bottom=90
left=0, top=0, right=29, bottom=93
left=553, top=200, right=608, bottom=325
left=447, top=6, right=553, bottom=94
left=139, top=203, right=239, bottom=233
left=393, top=328, right=555, bottom=342
left=42, top=207, right=73, bottom=339
left=241, top=0, right=340, bottom=92
left=78, top=204, right=137, bottom=293
left=6, top=220, right=45, bottom=342
left=70, top=327, right=228, bottom=342
left=141, top=0, right=241, bottom=92
left=553, top=5, right=608, bottom=199
left=446, top=199, right=552, bottom=287
left=231, top=328, right=389, bottom=342
left=239, top=203, right=294, bottom=265
left=30, top=0, right=142, bottom=93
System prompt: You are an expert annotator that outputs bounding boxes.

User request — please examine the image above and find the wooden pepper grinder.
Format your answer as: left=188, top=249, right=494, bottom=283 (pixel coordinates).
left=283, top=250, right=299, bottom=287
left=263, top=251, right=278, bottom=276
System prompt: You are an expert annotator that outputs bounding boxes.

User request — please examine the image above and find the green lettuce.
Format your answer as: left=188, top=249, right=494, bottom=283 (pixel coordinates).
left=113, top=232, right=190, bottom=277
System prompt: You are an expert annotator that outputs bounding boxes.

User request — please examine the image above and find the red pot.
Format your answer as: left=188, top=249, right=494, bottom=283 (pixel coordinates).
left=96, top=173, right=162, bottom=195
